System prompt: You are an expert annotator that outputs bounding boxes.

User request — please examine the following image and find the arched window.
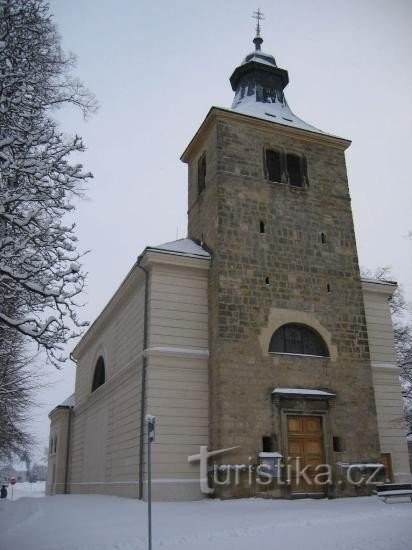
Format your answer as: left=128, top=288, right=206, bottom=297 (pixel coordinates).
left=91, top=356, right=106, bottom=392
left=269, top=323, right=329, bottom=357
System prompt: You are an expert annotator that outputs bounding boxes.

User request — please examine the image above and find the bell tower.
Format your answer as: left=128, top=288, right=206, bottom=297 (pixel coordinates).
left=181, top=19, right=381, bottom=498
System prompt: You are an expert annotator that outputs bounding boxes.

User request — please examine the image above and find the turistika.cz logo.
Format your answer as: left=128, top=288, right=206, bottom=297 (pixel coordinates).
left=188, top=446, right=384, bottom=495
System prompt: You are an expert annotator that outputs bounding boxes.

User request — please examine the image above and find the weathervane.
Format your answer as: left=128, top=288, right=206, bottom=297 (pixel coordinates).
left=252, top=8, right=265, bottom=50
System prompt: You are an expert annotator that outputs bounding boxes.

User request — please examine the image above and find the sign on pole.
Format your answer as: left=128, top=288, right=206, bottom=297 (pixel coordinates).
left=10, top=477, right=16, bottom=500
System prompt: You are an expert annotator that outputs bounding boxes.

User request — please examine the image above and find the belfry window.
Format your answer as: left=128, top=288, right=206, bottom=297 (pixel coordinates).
left=266, top=149, right=282, bottom=182
left=197, top=153, right=206, bottom=195
left=91, top=356, right=106, bottom=392
left=269, top=323, right=329, bottom=357
left=265, top=149, right=308, bottom=187
left=286, top=153, right=303, bottom=187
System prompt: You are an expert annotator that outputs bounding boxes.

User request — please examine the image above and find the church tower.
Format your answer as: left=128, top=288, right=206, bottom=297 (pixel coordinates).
left=183, top=20, right=382, bottom=498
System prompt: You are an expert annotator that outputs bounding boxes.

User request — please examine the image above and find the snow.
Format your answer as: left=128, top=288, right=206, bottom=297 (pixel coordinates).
left=58, top=393, right=75, bottom=407
left=272, top=388, right=336, bottom=397
left=1, top=493, right=412, bottom=550
left=337, top=463, right=384, bottom=469
left=228, top=50, right=333, bottom=136
left=241, top=50, right=277, bottom=67
left=377, top=489, right=412, bottom=496
left=230, top=92, right=326, bottom=134
left=361, top=277, right=397, bottom=286
left=147, top=238, right=210, bottom=259
left=258, top=452, right=283, bottom=458
left=3, top=481, right=45, bottom=501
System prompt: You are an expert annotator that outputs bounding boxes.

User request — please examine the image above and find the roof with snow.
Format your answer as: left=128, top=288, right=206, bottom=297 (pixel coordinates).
left=231, top=92, right=324, bottom=134
left=229, top=32, right=328, bottom=135
left=49, top=393, right=75, bottom=416
left=146, top=238, right=210, bottom=260
left=361, top=277, right=397, bottom=287
left=59, top=394, right=75, bottom=407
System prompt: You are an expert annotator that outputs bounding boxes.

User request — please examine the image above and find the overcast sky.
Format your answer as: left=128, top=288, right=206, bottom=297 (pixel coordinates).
left=26, top=0, right=412, bottom=463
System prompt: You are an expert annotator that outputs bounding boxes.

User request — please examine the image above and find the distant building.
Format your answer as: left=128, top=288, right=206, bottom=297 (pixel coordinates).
left=0, top=465, right=27, bottom=483
left=47, top=28, right=411, bottom=500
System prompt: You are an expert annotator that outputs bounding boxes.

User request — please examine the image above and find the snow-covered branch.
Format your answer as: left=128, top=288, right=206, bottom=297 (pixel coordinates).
left=0, top=0, right=96, bottom=366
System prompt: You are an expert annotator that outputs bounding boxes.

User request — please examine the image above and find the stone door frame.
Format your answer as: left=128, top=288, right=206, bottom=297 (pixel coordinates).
left=273, top=396, right=334, bottom=498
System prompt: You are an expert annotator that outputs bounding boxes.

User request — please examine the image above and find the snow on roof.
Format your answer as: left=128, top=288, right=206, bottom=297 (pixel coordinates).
left=272, top=388, right=336, bottom=397
left=59, top=394, right=75, bottom=408
left=242, top=50, right=277, bottom=67
left=231, top=93, right=325, bottom=134
left=361, top=277, right=397, bottom=286
left=147, top=238, right=210, bottom=259
left=259, top=452, right=283, bottom=458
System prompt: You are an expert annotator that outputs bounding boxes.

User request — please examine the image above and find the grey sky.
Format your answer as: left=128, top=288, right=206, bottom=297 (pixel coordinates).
left=27, top=0, right=412, bottom=462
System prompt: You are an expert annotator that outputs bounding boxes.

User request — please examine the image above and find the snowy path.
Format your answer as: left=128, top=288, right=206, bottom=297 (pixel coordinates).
left=1, top=494, right=411, bottom=550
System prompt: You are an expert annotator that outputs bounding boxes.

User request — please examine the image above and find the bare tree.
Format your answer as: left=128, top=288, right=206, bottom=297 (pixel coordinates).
left=0, top=0, right=97, bottom=366
left=0, top=325, right=37, bottom=460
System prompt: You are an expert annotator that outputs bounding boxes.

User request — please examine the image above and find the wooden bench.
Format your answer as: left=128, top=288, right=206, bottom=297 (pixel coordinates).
left=375, top=483, right=412, bottom=503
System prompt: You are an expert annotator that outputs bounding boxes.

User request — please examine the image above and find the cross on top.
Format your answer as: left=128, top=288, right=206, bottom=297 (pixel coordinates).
left=252, top=8, right=265, bottom=37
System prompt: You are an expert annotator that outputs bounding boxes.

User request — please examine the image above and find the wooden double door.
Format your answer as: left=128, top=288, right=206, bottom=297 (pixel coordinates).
left=287, top=415, right=325, bottom=494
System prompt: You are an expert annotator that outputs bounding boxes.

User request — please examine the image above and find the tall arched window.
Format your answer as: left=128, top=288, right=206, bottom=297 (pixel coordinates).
left=269, top=323, right=329, bottom=357
left=91, top=356, right=106, bottom=392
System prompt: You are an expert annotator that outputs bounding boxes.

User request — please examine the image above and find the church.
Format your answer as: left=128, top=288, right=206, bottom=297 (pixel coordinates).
left=47, top=23, right=410, bottom=501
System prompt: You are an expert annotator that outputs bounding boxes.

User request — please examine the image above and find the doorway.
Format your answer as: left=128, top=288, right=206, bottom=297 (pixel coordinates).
left=287, top=415, right=325, bottom=495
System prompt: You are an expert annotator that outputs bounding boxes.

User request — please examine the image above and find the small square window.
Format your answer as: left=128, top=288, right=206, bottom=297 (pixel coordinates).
left=333, top=436, right=345, bottom=452
left=262, top=436, right=273, bottom=452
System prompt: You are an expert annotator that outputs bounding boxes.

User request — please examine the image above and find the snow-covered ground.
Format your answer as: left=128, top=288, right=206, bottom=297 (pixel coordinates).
left=3, top=480, right=45, bottom=500
left=0, top=493, right=411, bottom=550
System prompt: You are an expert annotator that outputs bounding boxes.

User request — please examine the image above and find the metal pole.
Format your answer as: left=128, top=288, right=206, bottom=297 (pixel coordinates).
left=148, top=430, right=152, bottom=550
left=146, top=415, right=155, bottom=550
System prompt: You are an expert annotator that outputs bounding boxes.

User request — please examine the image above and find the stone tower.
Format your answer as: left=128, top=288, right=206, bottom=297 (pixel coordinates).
left=181, top=28, right=381, bottom=497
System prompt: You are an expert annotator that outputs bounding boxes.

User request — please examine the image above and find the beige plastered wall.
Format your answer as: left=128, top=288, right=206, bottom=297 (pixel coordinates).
left=363, top=280, right=411, bottom=482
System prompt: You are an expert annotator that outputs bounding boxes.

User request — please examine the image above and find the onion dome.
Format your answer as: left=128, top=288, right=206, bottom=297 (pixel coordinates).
left=229, top=18, right=323, bottom=134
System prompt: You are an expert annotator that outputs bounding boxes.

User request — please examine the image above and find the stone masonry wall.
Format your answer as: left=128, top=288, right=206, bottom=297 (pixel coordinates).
left=187, top=113, right=381, bottom=497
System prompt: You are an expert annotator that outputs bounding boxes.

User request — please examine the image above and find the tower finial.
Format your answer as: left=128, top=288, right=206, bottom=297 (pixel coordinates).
left=252, top=8, right=265, bottom=51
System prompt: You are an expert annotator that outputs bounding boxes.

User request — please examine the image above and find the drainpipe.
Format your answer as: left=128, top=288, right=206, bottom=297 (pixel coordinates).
left=63, top=352, right=78, bottom=494
left=137, top=255, right=149, bottom=499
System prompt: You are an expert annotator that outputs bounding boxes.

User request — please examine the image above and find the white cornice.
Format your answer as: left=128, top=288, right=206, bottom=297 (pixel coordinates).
left=141, top=250, right=210, bottom=271
left=145, top=346, right=209, bottom=359
left=371, top=362, right=400, bottom=371
left=361, top=279, right=397, bottom=296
